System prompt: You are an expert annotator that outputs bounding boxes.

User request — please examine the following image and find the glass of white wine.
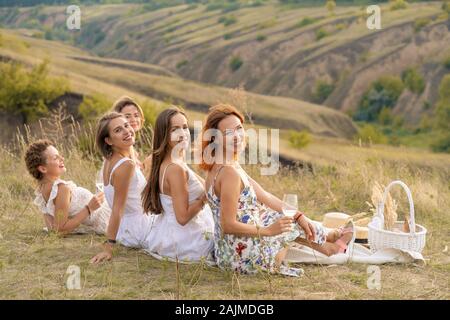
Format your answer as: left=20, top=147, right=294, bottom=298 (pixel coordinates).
left=95, top=169, right=104, bottom=194
left=282, top=194, right=298, bottom=232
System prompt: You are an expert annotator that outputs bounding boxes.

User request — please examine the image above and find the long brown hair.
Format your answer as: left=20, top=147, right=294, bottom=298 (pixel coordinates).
left=142, top=106, right=187, bottom=214
left=199, top=104, right=244, bottom=172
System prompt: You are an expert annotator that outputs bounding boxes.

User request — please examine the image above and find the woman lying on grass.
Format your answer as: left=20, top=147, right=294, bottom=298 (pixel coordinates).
left=201, top=104, right=355, bottom=277
left=25, top=139, right=110, bottom=235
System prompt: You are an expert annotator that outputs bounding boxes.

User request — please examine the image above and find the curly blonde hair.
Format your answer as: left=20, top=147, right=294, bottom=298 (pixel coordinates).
left=24, top=139, right=54, bottom=181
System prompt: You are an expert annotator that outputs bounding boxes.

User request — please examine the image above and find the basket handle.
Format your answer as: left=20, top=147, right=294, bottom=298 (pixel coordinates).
left=377, top=180, right=416, bottom=234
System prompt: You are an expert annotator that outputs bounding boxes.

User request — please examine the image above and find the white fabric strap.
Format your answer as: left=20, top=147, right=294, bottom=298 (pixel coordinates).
left=108, top=157, right=132, bottom=185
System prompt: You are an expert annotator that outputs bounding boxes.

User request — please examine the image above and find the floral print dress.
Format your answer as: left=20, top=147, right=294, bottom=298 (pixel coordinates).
left=206, top=165, right=327, bottom=277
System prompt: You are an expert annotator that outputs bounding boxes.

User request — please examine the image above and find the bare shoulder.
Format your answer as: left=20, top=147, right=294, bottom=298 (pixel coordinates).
left=54, top=183, right=71, bottom=203
left=113, top=159, right=135, bottom=180
left=217, top=166, right=241, bottom=186
left=57, top=183, right=70, bottom=193
left=165, top=162, right=188, bottom=180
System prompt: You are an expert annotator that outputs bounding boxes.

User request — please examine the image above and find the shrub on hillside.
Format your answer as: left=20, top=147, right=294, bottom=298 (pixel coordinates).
left=229, top=56, right=243, bottom=72
left=355, top=124, right=388, bottom=146
left=256, top=34, right=266, bottom=42
left=223, top=33, right=233, bottom=40
left=315, top=28, right=329, bottom=40
left=176, top=60, right=188, bottom=69
left=140, top=99, right=160, bottom=128
left=402, top=68, right=425, bottom=94
left=218, top=16, right=237, bottom=26
left=115, top=40, right=127, bottom=50
left=443, top=55, right=450, bottom=69
left=288, top=130, right=311, bottom=149
left=354, top=75, right=404, bottom=122
left=414, top=17, right=430, bottom=32
left=326, top=0, right=336, bottom=15
left=0, top=61, right=68, bottom=123
left=295, top=17, right=318, bottom=28
left=313, top=80, right=335, bottom=103
left=442, top=1, right=450, bottom=14
left=390, top=0, right=408, bottom=11
left=431, top=75, right=450, bottom=153
left=78, top=94, right=111, bottom=122
left=431, top=132, right=450, bottom=153
left=377, top=107, right=393, bottom=125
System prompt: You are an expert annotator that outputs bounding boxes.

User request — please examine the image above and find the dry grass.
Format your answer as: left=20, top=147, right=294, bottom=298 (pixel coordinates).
left=370, top=182, right=398, bottom=231
left=0, top=122, right=449, bottom=300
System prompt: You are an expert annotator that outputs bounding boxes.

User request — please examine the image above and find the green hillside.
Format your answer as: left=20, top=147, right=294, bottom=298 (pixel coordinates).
left=1, top=1, right=448, bottom=127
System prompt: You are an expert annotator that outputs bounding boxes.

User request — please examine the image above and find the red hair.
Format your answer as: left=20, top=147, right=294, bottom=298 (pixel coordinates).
left=199, top=104, right=244, bottom=172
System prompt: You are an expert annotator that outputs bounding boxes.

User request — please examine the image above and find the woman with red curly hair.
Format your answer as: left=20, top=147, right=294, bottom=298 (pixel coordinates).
left=201, top=104, right=355, bottom=276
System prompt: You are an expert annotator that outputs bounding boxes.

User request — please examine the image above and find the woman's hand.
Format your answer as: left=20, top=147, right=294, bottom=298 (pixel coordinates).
left=197, top=192, right=207, bottom=205
left=296, top=214, right=316, bottom=242
left=262, top=216, right=293, bottom=236
left=90, top=244, right=113, bottom=264
left=88, top=192, right=105, bottom=212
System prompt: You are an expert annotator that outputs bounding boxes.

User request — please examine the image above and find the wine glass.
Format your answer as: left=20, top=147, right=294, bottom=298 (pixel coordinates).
left=282, top=194, right=298, bottom=231
left=95, top=167, right=104, bottom=194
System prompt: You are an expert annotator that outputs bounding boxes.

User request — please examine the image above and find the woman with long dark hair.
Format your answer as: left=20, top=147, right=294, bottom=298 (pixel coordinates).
left=142, top=107, right=214, bottom=263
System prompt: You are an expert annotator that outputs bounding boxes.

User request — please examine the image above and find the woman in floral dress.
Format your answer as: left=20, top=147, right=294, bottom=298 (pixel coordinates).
left=200, top=104, right=355, bottom=276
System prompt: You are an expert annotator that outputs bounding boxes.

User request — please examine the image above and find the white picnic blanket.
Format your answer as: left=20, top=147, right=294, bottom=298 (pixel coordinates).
left=285, top=241, right=425, bottom=265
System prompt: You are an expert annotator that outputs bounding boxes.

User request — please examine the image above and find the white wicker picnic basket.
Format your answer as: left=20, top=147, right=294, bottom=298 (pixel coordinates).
left=368, top=180, right=427, bottom=253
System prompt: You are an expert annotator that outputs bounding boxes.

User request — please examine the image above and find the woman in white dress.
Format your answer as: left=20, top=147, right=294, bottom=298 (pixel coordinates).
left=141, top=107, right=214, bottom=263
left=90, top=112, right=155, bottom=264
left=25, top=140, right=109, bottom=235
left=96, top=96, right=148, bottom=187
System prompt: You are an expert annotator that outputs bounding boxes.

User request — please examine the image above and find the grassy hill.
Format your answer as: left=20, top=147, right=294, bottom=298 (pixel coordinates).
left=1, top=1, right=448, bottom=126
left=0, top=27, right=358, bottom=141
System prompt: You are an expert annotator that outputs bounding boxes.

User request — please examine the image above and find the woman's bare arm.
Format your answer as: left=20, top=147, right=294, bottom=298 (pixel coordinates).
left=246, top=175, right=285, bottom=212
left=105, top=161, right=135, bottom=240
left=166, top=164, right=205, bottom=226
left=219, top=167, right=291, bottom=237
left=52, top=184, right=90, bottom=234
left=90, top=160, right=135, bottom=264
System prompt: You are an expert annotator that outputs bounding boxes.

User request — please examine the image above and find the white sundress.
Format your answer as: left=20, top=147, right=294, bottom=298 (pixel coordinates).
left=33, top=179, right=111, bottom=234
left=103, top=157, right=155, bottom=248
left=144, top=163, right=215, bottom=263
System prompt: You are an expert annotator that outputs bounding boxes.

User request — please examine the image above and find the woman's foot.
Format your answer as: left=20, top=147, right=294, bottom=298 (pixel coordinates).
left=327, top=222, right=353, bottom=243
left=334, top=220, right=355, bottom=253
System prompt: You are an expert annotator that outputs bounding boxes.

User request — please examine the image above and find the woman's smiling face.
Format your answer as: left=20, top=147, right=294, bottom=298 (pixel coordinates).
left=121, top=104, right=142, bottom=133
left=38, top=146, right=66, bottom=179
left=168, top=113, right=190, bottom=151
left=105, top=116, right=135, bottom=150
left=217, top=114, right=246, bottom=156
